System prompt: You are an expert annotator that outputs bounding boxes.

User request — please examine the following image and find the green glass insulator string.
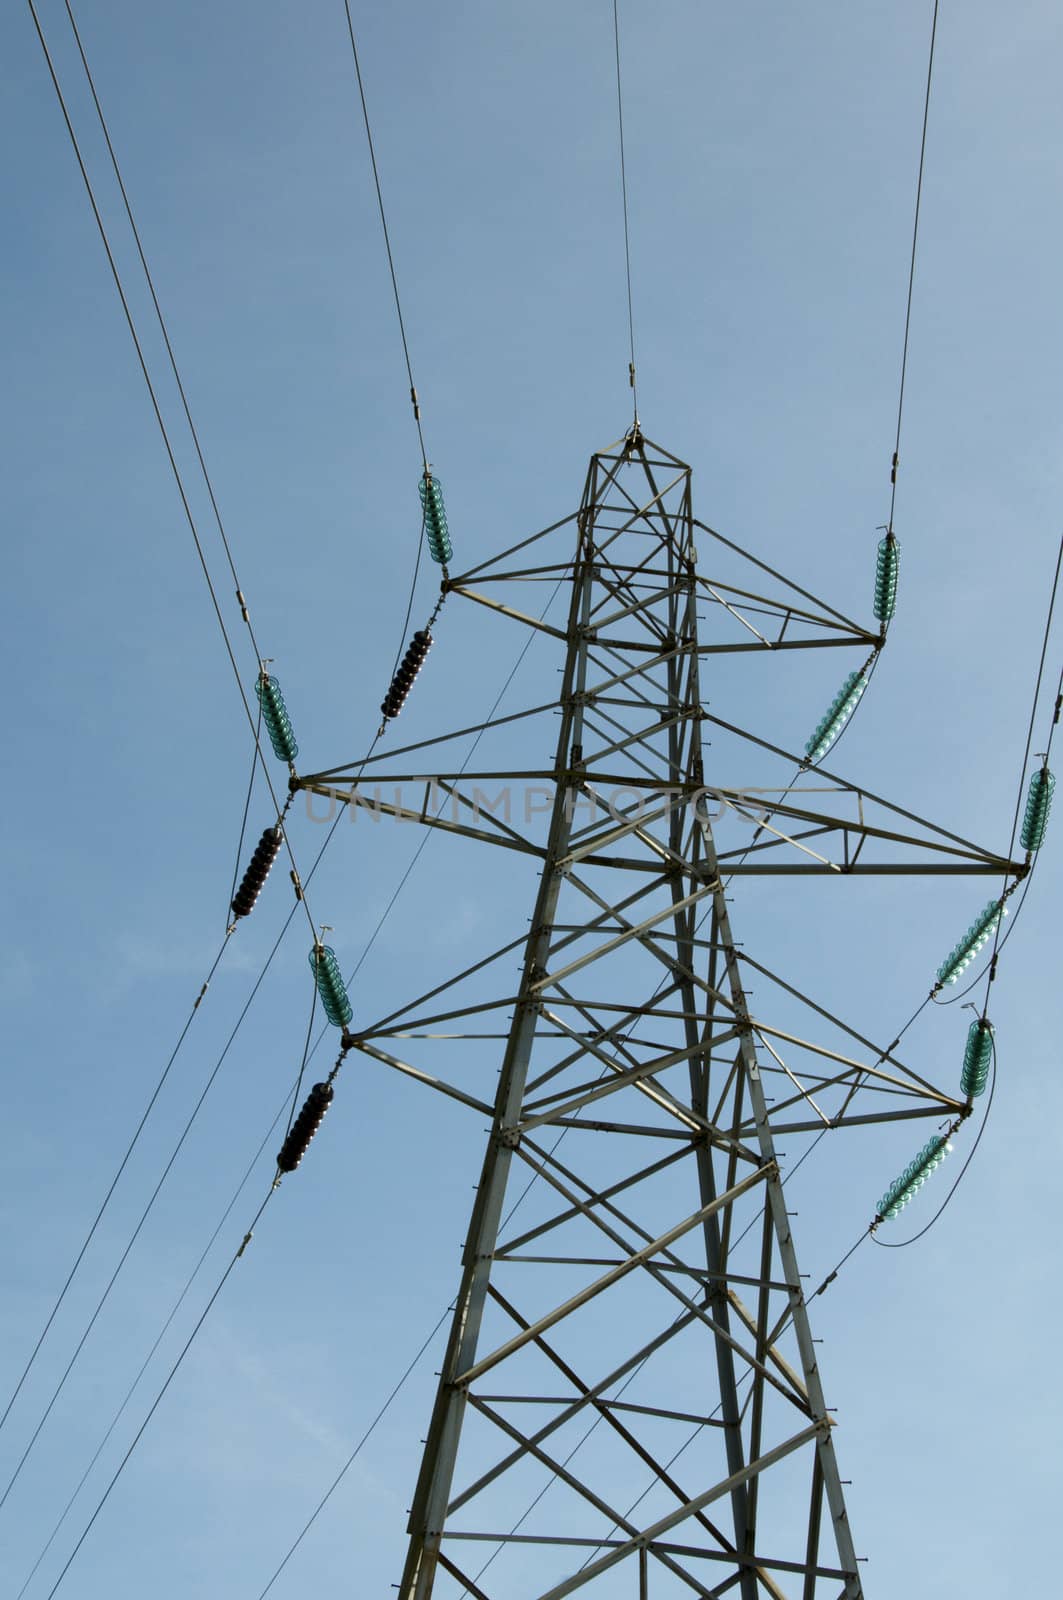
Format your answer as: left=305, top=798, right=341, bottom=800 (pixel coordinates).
left=255, top=674, right=298, bottom=765
left=1020, top=765, right=1054, bottom=852
left=935, top=898, right=1006, bottom=988
left=876, top=1133, right=952, bottom=1222
left=960, top=1017, right=994, bottom=1099
left=873, top=534, right=900, bottom=623
left=309, top=944, right=353, bottom=1030
left=419, top=472, right=453, bottom=566
left=805, top=669, right=868, bottom=763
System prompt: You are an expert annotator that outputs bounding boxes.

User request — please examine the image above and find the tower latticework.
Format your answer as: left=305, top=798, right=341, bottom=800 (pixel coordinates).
left=298, top=431, right=1020, bottom=1598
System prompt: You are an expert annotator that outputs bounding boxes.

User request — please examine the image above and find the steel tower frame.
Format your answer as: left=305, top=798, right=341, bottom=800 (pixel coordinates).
left=297, top=430, right=1022, bottom=1598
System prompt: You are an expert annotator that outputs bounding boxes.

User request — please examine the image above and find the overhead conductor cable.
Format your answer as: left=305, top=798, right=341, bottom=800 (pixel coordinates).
left=342, top=3, right=453, bottom=726
left=858, top=2, right=940, bottom=650
left=612, top=0, right=639, bottom=423
left=6, top=1, right=333, bottom=1478
left=882, top=0, right=940, bottom=553
left=26, top=0, right=317, bottom=940
left=15, top=5, right=452, bottom=1571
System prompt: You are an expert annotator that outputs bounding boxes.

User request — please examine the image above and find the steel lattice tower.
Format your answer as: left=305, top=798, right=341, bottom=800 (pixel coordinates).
left=298, top=430, right=1022, bottom=1598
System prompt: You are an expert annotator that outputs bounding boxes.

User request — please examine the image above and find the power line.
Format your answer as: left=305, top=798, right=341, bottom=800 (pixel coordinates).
left=12, top=5, right=463, bottom=1575
left=282, top=960, right=320, bottom=1144
left=0, top=920, right=322, bottom=1513
left=342, top=0, right=429, bottom=470
left=62, top=0, right=269, bottom=674
left=886, top=0, right=940, bottom=536
left=41, top=1187, right=277, bottom=1600
left=11, top=0, right=416, bottom=1497
left=612, top=0, right=639, bottom=424
left=14, top=1084, right=295, bottom=1599
left=0, top=932, right=229, bottom=1446
left=11, top=708, right=431, bottom=1582
left=0, top=722, right=400, bottom=1508
left=50, top=0, right=459, bottom=926
left=14, top=565, right=559, bottom=1584
left=2, top=420, right=432, bottom=1560
left=0, top=717, right=377, bottom=1493
left=386, top=510, right=428, bottom=685
left=254, top=1305, right=453, bottom=1599
left=25, top=0, right=317, bottom=942
left=0, top=728, right=369, bottom=1503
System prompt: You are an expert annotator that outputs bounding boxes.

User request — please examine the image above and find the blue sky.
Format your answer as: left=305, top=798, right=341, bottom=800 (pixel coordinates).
left=2, top=2, right=1061, bottom=1595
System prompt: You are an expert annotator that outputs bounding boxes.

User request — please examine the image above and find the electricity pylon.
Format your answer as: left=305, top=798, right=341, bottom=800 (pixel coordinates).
left=298, top=429, right=1022, bottom=1598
